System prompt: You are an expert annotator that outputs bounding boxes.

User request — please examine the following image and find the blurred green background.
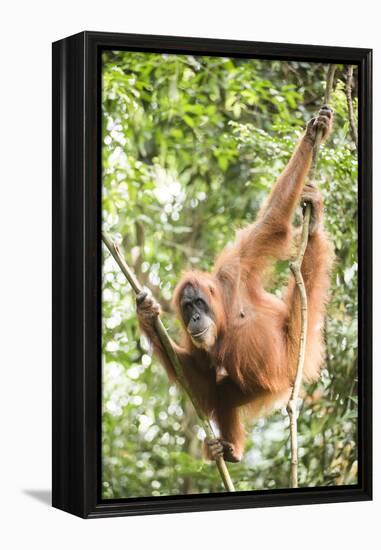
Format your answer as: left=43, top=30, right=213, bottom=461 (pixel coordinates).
left=101, top=51, right=358, bottom=499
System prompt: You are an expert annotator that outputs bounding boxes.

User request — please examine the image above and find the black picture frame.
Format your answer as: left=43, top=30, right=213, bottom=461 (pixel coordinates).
left=52, top=31, right=372, bottom=519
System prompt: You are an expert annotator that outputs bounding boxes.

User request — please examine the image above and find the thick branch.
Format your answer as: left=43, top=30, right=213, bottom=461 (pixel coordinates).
left=287, top=64, right=336, bottom=488
left=345, top=65, right=358, bottom=151
left=287, top=206, right=311, bottom=488
left=102, top=233, right=235, bottom=492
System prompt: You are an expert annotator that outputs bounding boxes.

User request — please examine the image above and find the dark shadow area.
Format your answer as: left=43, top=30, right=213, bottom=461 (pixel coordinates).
left=23, top=489, right=51, bottom=506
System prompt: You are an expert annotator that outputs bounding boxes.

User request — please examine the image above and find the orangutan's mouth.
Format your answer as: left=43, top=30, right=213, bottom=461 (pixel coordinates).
left=191, top=326, right=209, bottom=339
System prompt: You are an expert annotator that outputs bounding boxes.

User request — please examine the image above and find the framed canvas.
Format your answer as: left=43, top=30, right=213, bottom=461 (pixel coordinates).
left=52, top=31, right=372, bottom=518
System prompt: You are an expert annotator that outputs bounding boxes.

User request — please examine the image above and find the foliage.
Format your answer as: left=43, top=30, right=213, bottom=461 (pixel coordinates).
left=101, top=52, right=358, bottom=499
